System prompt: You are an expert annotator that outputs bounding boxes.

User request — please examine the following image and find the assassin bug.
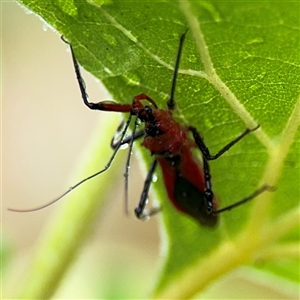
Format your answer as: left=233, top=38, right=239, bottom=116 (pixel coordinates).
left=9, top=31, right=272, bottom=226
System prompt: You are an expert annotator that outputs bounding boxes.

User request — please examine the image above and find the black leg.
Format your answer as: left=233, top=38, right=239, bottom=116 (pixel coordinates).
left=198, top=152, right=274, bottom=216
left=202, top=158, right=215, bottom=214
left=190, top=125, right=260, bottom=160
left=62, top=36, right=132, bottom=113
left=214, top=185, right=275, bottom=214
left=110, top=119, right=144, bottom=149
left=62, top=36, right=100, bottom=110
left=189, top=125, right=273, bottom=216
left=135, top=160, right=160, bottom=220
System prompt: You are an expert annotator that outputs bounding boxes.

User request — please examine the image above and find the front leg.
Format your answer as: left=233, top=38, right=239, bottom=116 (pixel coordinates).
left=135, top=160, right=160, bottom=220
left=110, top=119, right=145, bottom=149
left=62, top=37, right=132, bottom=112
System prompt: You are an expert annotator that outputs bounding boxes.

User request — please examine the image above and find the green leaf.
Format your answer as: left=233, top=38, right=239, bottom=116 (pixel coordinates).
left=15, top=0, right=300, bottom=299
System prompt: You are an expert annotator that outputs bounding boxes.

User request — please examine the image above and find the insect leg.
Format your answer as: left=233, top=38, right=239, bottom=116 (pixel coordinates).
left=202, top=158, right=215, bottom=214
left=190, top=127, right=275, bottom=215
left=110, top=119, right=144, bottom=149
left=111, top=130, right=144, bottom=149
left=134, top=160, right=159, bottom=220
left=214, top=185, right=275, bottom=214
left=190, top=125, right=260, bottom=160
left=109, top=118, right=145, bottom=214
left=62, top=37, right=132, bottom=113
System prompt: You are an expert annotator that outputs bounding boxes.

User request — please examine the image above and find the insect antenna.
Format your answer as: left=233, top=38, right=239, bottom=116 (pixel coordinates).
left=123, top=116, right=140, bottom=215
left=8, top=114, right=133, bottom=213
left=167, top=29, right=188, bottom=110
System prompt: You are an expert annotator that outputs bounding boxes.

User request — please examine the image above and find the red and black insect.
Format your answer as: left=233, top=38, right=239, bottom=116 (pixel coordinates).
left=9, top=31, right=272, bottom=226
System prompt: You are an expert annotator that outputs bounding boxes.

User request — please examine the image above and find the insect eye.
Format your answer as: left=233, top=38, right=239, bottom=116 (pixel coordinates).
left=144, top=105, right=152, bottom=114
left=138, top=105, right=154, bottom=121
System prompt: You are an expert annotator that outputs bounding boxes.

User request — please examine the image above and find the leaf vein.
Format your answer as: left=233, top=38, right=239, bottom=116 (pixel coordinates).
left=179, top=0, right=274, bottom=151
